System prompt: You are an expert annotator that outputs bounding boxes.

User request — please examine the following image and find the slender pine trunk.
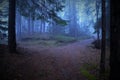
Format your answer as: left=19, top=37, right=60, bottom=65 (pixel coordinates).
left=100, top=0, right=106, bottom=79
left=8, top=0, right=16, bottom=53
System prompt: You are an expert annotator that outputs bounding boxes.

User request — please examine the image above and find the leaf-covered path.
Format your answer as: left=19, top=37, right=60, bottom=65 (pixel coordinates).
left=3, top=39, right=102, bottom=80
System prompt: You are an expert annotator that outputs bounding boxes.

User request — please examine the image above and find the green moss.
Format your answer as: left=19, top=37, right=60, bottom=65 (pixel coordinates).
left=83, top=63, right=98, bottom=71
left=39, top=40, right=57, bottom=46
left=80, top=63, right=98, bottom=80
left=19, top=35, right=78, bottom=46
left=80, top=68, right=97, bottom=80
left=54, top=35, right=77, bottom=43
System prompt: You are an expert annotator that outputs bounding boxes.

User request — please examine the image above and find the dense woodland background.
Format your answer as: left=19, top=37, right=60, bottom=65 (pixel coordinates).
left=1, top=0, right=120, bottom=80
left=0, top=0, right=110, bottom=44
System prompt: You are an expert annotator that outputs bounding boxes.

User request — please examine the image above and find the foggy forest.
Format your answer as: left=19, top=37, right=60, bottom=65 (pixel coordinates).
left=0, top=0, right=112, bottom=80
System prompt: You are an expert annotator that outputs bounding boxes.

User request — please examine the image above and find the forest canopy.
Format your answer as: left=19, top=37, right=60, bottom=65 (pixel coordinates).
left=0, top=0, right=8, bottom=42
left=16, top=0, right=68, bottom=26
left=0, top=0, right=110, bottom=45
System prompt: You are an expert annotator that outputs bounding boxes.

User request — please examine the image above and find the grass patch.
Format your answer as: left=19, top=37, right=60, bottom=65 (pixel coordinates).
left=19, top=34, right=79, bottom=46
left=53, top=35, right=77, bottom=43
left=38, top=40, right=57, bottom=46
left=83, top=63, right=98, bottom=71
left=77, top=35, right=92, bottom=40
left=19, top=40, right=57, bottom=46
left=80, top=63, right=99, bottom=80
left=20, top=34, right=52, bottom=41
left=80, top=67, right=97, bottom=80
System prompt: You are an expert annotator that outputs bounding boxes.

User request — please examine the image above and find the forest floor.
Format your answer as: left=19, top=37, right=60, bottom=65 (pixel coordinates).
left=1, top=38, right=110, bottom=80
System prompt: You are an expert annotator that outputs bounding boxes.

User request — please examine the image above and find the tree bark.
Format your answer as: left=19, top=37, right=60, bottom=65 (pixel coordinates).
left=110, top=0, right=120, bottom=79
left=96, top=0, right=100, bottom=41
left=31, top=19, right=34, bottom=34
left=100, top=0, right=106, bottom=79
left=8, top=0, right=16, bottom=53
left=17, top=11, right=22, bottom=40
left=28, top=13, right=32, bottom=34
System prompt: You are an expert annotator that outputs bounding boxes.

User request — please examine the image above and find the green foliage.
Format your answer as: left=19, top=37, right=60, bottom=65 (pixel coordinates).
left=79, top=63, right=101, bottom=80
left=53, top=16, right=68, bottom=26
left=0, top=0, right=8, bottom=40
left=83, top=63, right=98, bottom=71
left=38, top=40, right=57, bottom=46
left=16, top=0, right=68, bottom=26
left=19, top=34, right=77, bottom=46
left=0, top=26, right=8, bottom=31
left=0, top=0, right=8, bottom=10
left=80, top=68, right=97, bottom=80
left=53, top=35, right=77, bottom=43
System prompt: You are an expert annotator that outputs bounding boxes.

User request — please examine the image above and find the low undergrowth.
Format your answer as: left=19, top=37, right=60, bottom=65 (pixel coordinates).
left=80, top=63, right=98, bottom=80
left=80, top=63, right=110, bottom=80
left=80, top=67, right=97, bottom=80
left=19, top=35, right=78, bottom=47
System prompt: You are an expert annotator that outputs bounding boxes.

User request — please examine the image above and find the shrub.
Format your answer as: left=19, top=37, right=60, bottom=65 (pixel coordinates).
left=53, top=35, right=77, bottom=43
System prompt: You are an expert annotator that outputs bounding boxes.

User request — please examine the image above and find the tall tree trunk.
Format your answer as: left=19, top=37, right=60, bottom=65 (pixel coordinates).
left=17, top=11, right=22, bottom=40
left=8, top=0, right=16, bottom=53
left=28, top=16, right=31, bottom=34
left=31, top=12, right=35, bottom=34
left=43, top=21, right=45, bottom=33
left=41, top=20, right=43, bottom=33
left=39, top=20, right=42, bottom=33
left=31, top=19, right=34, bottom=34
left=110, top=0, right=120, bottom=79
left=100, top=0, right=106, bottom=79
left=28, top=13, right=32, bottom=34
left=16, top=10, right=21, bottom=40
left=96, top=0, right=100, bottom=41
left=68, top=0, right=78, bottom=37
left=96, top=0, right=101, bottom=49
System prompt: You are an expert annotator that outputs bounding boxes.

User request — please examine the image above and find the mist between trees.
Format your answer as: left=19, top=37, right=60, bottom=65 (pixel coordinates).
left=0, top=0, right=110, bottom=45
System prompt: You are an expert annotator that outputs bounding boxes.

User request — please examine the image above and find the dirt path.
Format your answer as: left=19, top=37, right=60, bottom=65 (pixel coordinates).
left=3, top=39, right=101, bottom=80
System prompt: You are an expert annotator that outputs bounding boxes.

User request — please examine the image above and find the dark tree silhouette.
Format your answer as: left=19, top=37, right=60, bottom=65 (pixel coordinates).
left=96, top=0, right=101, bottom=41
left=8, top=0, right=16, bottom=53
left=110, top=0, right=120, bottom=80
left=100, top=0, right=106, bottom=79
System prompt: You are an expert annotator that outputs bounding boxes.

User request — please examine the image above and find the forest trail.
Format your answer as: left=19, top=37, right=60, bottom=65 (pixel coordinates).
left=4, top=39, right=101, bottom=80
